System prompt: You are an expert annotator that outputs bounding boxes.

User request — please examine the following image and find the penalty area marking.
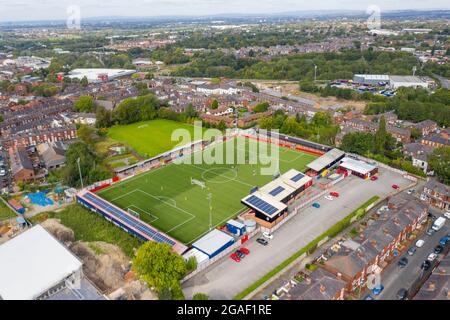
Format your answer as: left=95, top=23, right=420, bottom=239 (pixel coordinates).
left=127, top=205, right=159, bottom=223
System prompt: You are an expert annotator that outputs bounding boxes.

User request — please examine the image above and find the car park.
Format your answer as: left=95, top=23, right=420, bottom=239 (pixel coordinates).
left=372, top=285, right=384, bottom=295
left=407, top=247, right=417, bottom=256
left=396, top=288, right=408, bottom=300
left=312, top=202, right=321, bottom=209
left=398, top=257, right=408, bottom=268
left=257, top=238, right=269, bottom=246
left=427, top=253, right=438, bottom=262
left=416, top=239, right=425, bottom=248
left=230, top=252, right=240, bottom=262
left=324, top=195, right=334, bottom=201
left=421, top=261, right=431, bottom=270
left=392, top=184, right=400, bottom=190
left=434, top=245, right=443, bottom=254
left=263, top=232, right=273, bottom=240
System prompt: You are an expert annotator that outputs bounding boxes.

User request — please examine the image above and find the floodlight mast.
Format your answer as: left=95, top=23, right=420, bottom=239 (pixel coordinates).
left=207, top=193, right=213, bottom=231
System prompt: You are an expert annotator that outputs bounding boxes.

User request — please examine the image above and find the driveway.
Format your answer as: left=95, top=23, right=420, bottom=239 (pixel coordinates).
left=182, top=168, right=413, bottom=299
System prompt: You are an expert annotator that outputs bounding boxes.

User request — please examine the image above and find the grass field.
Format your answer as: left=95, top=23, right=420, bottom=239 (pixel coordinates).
left=97, top=137, right=318, bottom=245
left=107, top=119, right=204, bottom=158
left=0, top=199, right=16, bottom=221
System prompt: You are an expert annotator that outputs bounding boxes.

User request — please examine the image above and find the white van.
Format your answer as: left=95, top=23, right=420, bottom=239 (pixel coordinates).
left=432, top=217, right=446, bottom=231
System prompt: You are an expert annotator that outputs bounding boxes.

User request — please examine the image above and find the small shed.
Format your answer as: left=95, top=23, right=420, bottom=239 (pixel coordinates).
left=182, top=248, right=210, bottom=265
left=192, top=229, right=235, bottom=259
left=226, top=219, right=246, bottom=236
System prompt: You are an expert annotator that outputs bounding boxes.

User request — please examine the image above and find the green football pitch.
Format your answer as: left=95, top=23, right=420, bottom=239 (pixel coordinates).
left=97, top=137, right=318, bottom=244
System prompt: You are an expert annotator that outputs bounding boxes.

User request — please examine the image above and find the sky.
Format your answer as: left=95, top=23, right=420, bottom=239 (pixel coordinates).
left=0, top=0, right=448, bottom=22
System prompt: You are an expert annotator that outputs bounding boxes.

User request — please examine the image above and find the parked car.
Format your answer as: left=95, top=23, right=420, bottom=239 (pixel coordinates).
left=230, top=252, right=240, bottom=262
left=363, top=294, right=374, bottom=300
left=445, top=211, right=450, bottom=219
left=330, top=192, right=339, bottom=197
left=372, top=285, right=384, bottom=295
left=434, top=245, right=443, bottom=254
left=240, top=247, right=250, bottom=255
left=324, top=195, right=334, bottom=201
left=398, top=257, right=409, bottom=268
left=236, top=250, right=245, bottom=259
left=396, top=288, right=408, bottom=300
left=426, top=228, right=435, bottom=236
left=407, top=247, right=417, bottom=256
left=312, top=202, right=321, bottom=209
left=416, top=239, right=425, bottom=248
left=427, top=253, right=438, bottom=262
left=439, top=236, right=449, bottom=246
left=428, top=212, right=436, bottom=220
left=392, top=184, right=400, bottom=190
left=407, top=189, right=415, bottom=195
left=263, top=232, right=273, bottom=240
left=370, top=176, right=378, bottom=181
left=421, top=261, right=431, bottom=270
left=257, top=238, right=269, bottom=246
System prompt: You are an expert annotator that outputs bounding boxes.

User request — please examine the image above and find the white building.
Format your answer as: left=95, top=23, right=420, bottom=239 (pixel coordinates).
left=196, top=85, right=239, bottom=96
left=0, top=225, right=83, bottom=300
left=67, top=68, right=136, bottom=83
left=389, top=76, right=428, bottom=89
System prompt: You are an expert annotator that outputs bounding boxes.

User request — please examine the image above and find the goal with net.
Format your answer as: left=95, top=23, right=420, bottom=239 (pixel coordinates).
left=128, top=208, right=141, bottom=219
left=191, top=178, right=206, bottom=189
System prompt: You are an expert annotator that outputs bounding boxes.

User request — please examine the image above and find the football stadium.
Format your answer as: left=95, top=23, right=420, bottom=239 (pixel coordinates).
left=94, top=136, right=319, bottom=245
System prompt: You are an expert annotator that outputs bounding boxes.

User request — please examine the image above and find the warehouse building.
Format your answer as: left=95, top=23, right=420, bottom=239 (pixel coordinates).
left=0, top=225, right=103, bottom=300
left=306, top=148, right=346, bottom=177
left=67, top=68, right=136, bottom=83
left=192, top=229, right=235, bottom=259
left=353, top=74, right=389, bottom=86
left=389, top=75, right=429, bottom=89
left=339, top=157, right=378, bottom=179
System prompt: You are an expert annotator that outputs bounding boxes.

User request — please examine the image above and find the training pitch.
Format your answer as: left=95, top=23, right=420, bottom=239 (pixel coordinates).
left=97, top=137, right=318, bottom=244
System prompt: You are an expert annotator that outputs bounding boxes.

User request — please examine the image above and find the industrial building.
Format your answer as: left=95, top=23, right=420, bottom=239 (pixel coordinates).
left=353, top=74, right=389, bottom=86
left=0, top=225, right=103, bottom=300
left=67, top=68, right=136, bottom=83
left=339, top=157, right=378, bottom=179
left=389, top=75, right=429, bottom=89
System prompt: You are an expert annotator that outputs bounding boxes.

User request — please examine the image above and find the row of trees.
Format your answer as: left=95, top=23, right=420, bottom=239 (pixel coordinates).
left=258, top=110, right=340, bottom=146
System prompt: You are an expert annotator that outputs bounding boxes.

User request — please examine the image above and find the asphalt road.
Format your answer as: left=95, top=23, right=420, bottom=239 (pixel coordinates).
left=374, top=208, right=449, bottom=300
left=182, top=168, right=413, bottom=299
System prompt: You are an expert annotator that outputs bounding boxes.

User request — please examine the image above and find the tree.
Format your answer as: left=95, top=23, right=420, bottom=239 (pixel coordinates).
left=253, top=102, right=269, bottom=113
left=74, top=95, right=96, bottom=113
left=132, top=242, right=187, bottom=299
left=192, top=293, right=209, bottom=300
left=410, top=127, right=422, bottom=141
left=185, top=256, right=197, bottom=273
left=428, top=146, right=450, bottom=184
left=80, top=76, right=89, bottom=88
left=96, top=106, right=113, bottom=128
left=341, top=132, right=375, bottom=155
left=211, top=99, right=219, bottom=109
left=217, top=120, right=227, bottom=131
left=374, top=116, right=388, bottom=154
left=113, top=94, right=160, bottom=124
left=77, top=124, right=97, bottom=146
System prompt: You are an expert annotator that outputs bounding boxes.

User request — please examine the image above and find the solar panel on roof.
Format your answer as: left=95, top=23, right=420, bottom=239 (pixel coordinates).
left=246, top=195, right=279, bottom=216
left=269, top=186, right=285, bottom=197
left=83, top=192, right=175, bottom=246
left=291, top=173, right=305, bottom=182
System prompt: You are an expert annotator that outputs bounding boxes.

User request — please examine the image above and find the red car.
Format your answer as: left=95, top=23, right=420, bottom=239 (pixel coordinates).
left=392, top=184, right=400, bottom=190
left=230, top=252, right=240, bottom=262
left=240, top=247, right=250, bottom=255
left=370, top=176, right=378, bottom=181
left=330, top=192, right=339, bottom=198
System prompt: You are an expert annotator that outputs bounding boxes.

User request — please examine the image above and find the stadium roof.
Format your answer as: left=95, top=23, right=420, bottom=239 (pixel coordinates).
left=259, top=169, right=311, bottom=202
left=307, top=148, right=345, bottom=172
left=192, top=229, right=234, bottom=257
left=78, top=190, right=187, bottom=255
left=241, top=192, right=287, bottom=218
left=340, top=157, right=377, bottom=175
left=281, top=169, right=313, bottom=190
left=354, top=74, right=390, bottom=81
left=0, top=225, right=82, bottom=300
left=389, top=75, right=426, bottom=84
